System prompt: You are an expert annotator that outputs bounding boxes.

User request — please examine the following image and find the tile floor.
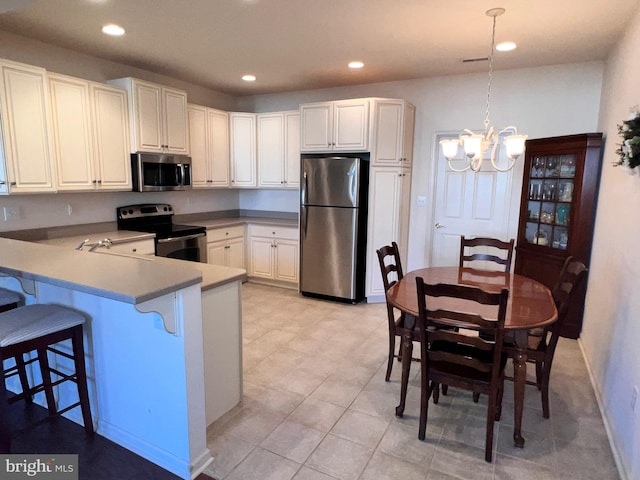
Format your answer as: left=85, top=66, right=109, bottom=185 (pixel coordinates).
left=204, top=283, right=620, bottom=480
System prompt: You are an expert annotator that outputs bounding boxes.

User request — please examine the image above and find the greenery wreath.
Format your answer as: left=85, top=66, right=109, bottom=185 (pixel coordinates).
left=615, top=107, right=640, bottom=171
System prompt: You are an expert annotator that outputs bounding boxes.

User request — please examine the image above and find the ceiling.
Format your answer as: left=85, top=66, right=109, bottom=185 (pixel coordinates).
left=0, top=0, right=637, bottom=97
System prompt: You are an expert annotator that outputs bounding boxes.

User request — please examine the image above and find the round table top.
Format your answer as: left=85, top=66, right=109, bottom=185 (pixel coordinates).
left=387, top=266, right=557, bottom=330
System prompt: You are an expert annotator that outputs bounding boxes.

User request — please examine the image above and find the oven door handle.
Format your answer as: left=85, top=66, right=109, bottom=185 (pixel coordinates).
left=157, top=232, right=206, bottom=243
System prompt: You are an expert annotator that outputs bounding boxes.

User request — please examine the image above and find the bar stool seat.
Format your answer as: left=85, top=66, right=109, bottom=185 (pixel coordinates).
left=1, top=304, right=94, bottom=453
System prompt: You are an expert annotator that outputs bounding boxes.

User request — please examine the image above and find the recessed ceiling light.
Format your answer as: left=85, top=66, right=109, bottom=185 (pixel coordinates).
left=496, top=41, right=516, bottom=52
left=102, top=24, right=125, bottom=36
left=348, top=61, right=364, bottom=69
left=242, top=74, right=256, bottom=82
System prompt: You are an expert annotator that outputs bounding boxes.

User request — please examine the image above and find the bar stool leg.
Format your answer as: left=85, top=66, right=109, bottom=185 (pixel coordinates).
left=72, top=326, right=94, bottom=434
left=15, top=354, right=33, bottom=404
left=37, top=347, right=58, bottom=416
left=0, top=352, right=11, bottom=453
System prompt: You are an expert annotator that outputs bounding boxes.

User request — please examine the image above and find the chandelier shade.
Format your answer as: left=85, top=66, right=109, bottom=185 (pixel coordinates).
left=442, top=8, right=527, bottom=173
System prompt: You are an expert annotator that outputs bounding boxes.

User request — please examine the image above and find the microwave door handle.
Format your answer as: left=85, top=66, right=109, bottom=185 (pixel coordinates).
left=176, top=163, right=183, bottom=186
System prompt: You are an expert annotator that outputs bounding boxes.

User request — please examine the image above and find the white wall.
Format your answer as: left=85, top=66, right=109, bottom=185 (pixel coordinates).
left=584, top=8, right=640, bottom=480
left=0, top=189, right=239, bottom=232
left=239, top=62, right=603, bottom=270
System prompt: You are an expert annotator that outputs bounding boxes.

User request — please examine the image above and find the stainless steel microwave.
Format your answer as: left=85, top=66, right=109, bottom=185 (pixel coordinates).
left=131, top=153, right=192, bottom=192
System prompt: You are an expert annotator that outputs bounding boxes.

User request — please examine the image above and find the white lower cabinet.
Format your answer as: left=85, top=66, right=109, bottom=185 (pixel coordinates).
left=247, top=224, right=298, bottom=286
left=207, top=226, right=245, bottom=269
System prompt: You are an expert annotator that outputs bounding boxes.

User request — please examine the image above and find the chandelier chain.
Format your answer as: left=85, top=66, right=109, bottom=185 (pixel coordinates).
left=484, top=13, right=498, bottom=134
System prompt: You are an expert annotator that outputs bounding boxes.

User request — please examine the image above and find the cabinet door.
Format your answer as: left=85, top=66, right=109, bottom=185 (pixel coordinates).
left=227, top=237, right=245, bottom=270
left=133, top=81, right=163, bottom=152
left=163, top=87, right=189, bottom=154
left=0, top=62, right=56, bottom=193
left=92, top=84, right=131, bottom=190
left=274, top=239, right=298, bottom=283
left=249, top=236, right=274, bottom=278
left=333, top=99, right=370, bottom=152
left=207, top=240, right=228, bottom=266
left=230, top=113, right=256, bottom=187
left=257, top=113, right=285, bottom=187
left=188, top=104, right=209, bottom=187
left=366, top=167, right=403, bottom=298
left=208, top=109, right=230, bottom=187
left=372, top=100, right=403, bottom=166
left=284, top=111, right=300, bottom=188
left=300, top=102, right=332, bottom=152
left=401, top=103, right=415, bottom=166
left=48, top=74, right=95, bottom=190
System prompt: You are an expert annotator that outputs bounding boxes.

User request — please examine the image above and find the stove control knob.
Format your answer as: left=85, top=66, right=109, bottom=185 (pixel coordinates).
left=128, top=209, right=133, bottom=214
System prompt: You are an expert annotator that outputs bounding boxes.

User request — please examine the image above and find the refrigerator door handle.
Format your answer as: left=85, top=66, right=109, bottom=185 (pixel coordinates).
left=301, top=171, right=308, bottom=206
left=301, top=205, right=308, bottom=239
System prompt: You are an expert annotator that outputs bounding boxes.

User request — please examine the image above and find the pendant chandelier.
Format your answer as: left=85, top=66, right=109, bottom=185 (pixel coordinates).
left=440, top=7, right=527, bottom=173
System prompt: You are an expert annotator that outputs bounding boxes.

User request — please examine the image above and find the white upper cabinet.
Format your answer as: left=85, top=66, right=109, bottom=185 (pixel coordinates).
left=229, top=112, right=256, bottom=187
left=371, top=99, right=416, bottom=167
left=48, top=73, right=94, bottom=190
left=300, top=99, right=370, bottom=153
left=109, top=77, right=189, bottom=155
left=188, top=104, right=229, bottom=188
left=257, top=111, right=300, bottom=188
left=0, top=60, right=56, bottom=193
left=48, top=73, right=131, bottom=191
left=91, top=84, right=131, bottom=190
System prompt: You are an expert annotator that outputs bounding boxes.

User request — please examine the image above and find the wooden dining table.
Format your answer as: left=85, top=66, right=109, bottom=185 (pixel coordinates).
left=386, top=266, right=557, bottom=448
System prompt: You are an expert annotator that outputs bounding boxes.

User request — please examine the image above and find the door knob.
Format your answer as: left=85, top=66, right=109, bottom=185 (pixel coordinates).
left=434, top=223, right=445, bottom=229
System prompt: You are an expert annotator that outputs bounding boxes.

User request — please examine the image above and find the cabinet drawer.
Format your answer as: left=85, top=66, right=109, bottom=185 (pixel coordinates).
left=207, top=225, right=245, bottom=243
left=109, top=239, right=155, bottom=255
left=249, top=224, right=298, bottom=240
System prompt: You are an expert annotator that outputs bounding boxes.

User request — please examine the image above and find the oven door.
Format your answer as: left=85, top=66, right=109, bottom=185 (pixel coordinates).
left=156, top=232, right=207, bottom=263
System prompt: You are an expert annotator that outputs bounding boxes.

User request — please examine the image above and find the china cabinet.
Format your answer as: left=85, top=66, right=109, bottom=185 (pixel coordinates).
left=514, top=133, right=603, bottom=338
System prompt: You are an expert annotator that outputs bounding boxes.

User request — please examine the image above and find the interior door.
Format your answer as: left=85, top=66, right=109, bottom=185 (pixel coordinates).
left=430, top=133, right=514, bottom=267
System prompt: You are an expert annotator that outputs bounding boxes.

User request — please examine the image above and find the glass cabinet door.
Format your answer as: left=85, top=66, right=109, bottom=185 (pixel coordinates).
left=524, top=154, right=576, bottom=250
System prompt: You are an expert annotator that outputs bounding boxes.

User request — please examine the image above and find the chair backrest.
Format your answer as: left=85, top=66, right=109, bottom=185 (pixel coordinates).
left=416, top=278, right=509, bottom=377
left=551, top=256, right=588, bottom=327
left=376, top=242, right=404, bottom=291
left=459, top=236, right=515, bottom=272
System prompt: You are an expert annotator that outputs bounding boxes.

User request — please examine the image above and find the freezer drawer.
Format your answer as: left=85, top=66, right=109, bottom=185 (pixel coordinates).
left=300, top=205, right=363, bottom=301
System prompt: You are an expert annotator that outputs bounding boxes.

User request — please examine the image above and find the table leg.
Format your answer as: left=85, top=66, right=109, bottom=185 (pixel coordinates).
left=512, top=330, right=528, bottom=448
left=395, top=332, right=413, bottom=417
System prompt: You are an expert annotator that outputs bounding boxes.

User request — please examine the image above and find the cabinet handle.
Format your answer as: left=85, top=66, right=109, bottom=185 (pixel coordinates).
left=132, top=248, right=137, bottom=252
left=0, top=181, right=5, bottom=185
left=10, top=182, right=16, bottom=186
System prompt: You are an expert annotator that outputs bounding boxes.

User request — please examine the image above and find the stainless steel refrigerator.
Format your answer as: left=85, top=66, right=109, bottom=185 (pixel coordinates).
left=299, top=154, right=369, bottom=303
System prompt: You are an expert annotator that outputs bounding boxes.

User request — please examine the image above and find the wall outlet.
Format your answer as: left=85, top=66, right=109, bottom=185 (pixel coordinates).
left=417, top=196, right=427, bottom=206
left=3, top=206, right=20, bottom=222
left=67, top=203, right=73, bottom=215
left=632, top=386, right=638, bottom=412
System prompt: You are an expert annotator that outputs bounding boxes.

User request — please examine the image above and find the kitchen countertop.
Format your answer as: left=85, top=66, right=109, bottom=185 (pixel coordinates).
left=0, top=237, right=203, bottom=304
left=39, top=230, right=155, bottom=249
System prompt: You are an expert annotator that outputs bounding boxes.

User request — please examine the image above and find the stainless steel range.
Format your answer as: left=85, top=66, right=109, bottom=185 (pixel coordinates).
left=117, top=203, right=207, bottom=263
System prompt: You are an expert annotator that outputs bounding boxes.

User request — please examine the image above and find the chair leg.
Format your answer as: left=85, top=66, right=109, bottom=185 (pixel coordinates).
left=419, top=380, right=434, bottom=441
left=442, top=384, right=448, bottom=396
left=540, top=366, right=551, bottom=419
left=385, top=335, right=396, bottom=382
left=495, top=378, right=504, bottom=421
left=0, top=351, right=10, bottom=453
left=485, top=392, right=496, bottom=463
left=473, top=392, right=480, bottom=403
left=432, top=382, right=440, bottom=404
left=395, top=333, right=413, bottom=417
left=14, top=354, right=33, bottom=404
left=72, top=326, right=94, bottom=434
left=535, top=360, right=543, bottom=391
left=37, top=347, right=57, bottom=416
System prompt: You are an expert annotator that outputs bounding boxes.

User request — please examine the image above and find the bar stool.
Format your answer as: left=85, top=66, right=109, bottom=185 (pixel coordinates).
left=1, top=304, right=94, bottom=452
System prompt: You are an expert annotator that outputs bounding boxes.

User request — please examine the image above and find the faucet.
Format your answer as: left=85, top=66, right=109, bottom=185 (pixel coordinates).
left=75, top=238, right=91, bottom=251
left=88, top=238, right=113, bottom=252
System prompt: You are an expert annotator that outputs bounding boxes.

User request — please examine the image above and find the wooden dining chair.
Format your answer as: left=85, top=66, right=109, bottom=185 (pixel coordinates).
left=376, top=243, right=418, bottom=394
left=459, top=236, right=515, bottom=272
left=504, top=256, right=587, bottom=418
left=416, top=278, right=509, bottom=462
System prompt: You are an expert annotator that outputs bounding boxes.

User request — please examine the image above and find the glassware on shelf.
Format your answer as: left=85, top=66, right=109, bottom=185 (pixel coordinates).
left=545, top=157, right=559, bottom=176
left=556, top=204, right=569, bottom=225
left=560, top=155, right=576, bottom=177
left=560, top=181, right=573, bottom=201
left=533, top=157, right=545, bottom=177
left=533, top=229, right=549, bottom=246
